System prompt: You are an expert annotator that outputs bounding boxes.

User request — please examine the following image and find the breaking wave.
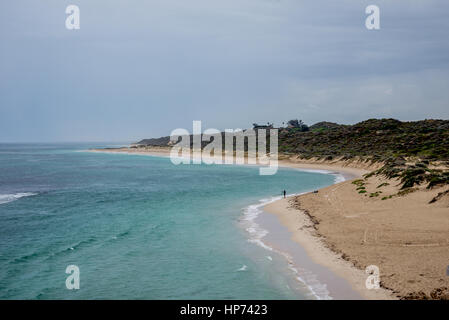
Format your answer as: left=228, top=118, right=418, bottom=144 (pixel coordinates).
left=0, top=193, right=37, bottom=205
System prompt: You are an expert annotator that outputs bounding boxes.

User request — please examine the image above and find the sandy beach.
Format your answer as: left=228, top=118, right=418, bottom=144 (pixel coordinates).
left=89, top=147, right=449, bottom=299
left=88, top=146, right=172, bottom=158
left=266, top=159, right=449, bottom=300
left=262, top=157, right=394, bottom=299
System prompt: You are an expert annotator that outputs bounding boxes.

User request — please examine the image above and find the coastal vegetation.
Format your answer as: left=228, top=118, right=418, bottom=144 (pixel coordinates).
left=135, top=118, right=449, bottom=201
left=278, top=118, right=449, bottom=161
left=137, top=118, right=449, bottom=162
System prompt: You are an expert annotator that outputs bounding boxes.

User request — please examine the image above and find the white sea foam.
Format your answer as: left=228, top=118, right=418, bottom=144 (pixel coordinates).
left=0, top=193, right=37, bottom=205
left=282, top=252, right=332, bottom=300
left=288, top=168, right=347, bottom=185
left=240, top=170, right=348, bottom=300
left=241, top=196, right=281, bottom=251
left=332, top=172, right=347, bottom=184
left=237, top=265, right=248, bottom=271
left=241, top=196, right=330, bottom=300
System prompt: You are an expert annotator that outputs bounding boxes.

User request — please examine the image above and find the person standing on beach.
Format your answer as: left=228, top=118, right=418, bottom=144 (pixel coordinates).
left=283, top=190, right=286, bottom=198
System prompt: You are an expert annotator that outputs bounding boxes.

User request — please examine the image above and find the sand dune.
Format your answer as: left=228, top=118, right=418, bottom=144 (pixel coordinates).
left=268, top=158, right=449, bottom=299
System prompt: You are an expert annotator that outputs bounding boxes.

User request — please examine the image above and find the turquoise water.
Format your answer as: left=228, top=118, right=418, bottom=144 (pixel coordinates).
left=0, top=143, right=336, bottom=299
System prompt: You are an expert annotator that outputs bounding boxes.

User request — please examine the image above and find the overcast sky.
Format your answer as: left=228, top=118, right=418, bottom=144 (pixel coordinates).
left=1, top=0, right=448, bottom=142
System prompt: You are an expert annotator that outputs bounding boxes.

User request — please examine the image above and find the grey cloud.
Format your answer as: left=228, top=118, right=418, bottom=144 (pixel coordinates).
left=0, top=0, right=448, bottom=141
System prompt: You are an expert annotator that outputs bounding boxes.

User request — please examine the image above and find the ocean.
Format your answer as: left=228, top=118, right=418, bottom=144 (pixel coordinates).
left=0, top=143, right=337, bottom=299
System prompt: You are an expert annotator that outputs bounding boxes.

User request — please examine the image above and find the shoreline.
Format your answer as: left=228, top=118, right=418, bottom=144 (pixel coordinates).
left=86, top=147, right=389, bottom=299
left=261, top=173, right=394, bottom=300
left=87, top=146, right=449, bottom=299
left=269, top=159, right=449, bottom=300
left=247, top=161, right=395, bottom=299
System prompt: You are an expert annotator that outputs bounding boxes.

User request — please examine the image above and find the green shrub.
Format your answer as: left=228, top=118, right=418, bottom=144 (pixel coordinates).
left=352, top=179, right=365, bottom=186
left=397, top=188, right=418, bottom=197
left=377, top=182, right=390, bottom=188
